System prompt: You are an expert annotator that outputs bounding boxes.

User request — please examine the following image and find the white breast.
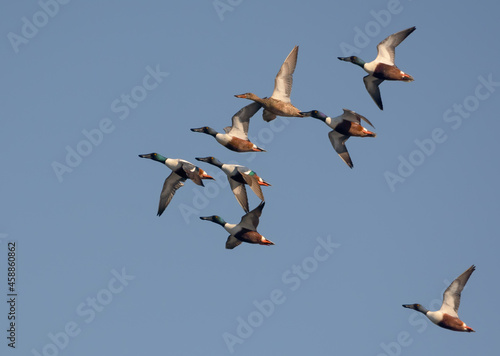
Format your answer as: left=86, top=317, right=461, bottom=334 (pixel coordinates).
left=426, top=311, right=443, bottom=325
left=215, top=133, right=231, bottom=146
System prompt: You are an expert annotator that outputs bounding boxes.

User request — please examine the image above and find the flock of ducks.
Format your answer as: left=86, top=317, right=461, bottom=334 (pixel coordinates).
left=138, top=26, right=477, bottom=333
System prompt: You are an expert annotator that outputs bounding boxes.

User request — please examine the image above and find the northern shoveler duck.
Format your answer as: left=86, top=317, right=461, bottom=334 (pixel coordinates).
left=299, top=109, right=376, bottom=168
left=139, top=153, right=214, bottom=216
left=199, top=202, right=274, bottom=249
left=338, top=26, right=416, bottom=110
left=196, top=156, right=270, bottom=213
left=191, top=102, right=265, bottom=152
left=403, top=265, right=476, bottom=333
left=235, top=45, right=303, bottom=122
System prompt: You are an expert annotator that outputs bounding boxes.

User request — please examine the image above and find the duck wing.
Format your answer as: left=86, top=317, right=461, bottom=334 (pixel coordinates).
left=270, top=46, right=298, bottom=103
left=228, top=102, right=262, bottom=139
left=239, top=201, right=265, bottom=230
left=157, top=172, right=186, bottom=216
left=363, top=75, right=384, bottom=110
left=440, top=265, right=476, bottom=317
left=375, top=26, right=416, bottom=65
left=229, top=178, right=250, bottom=213
left=341, top=108, right=375, bottom=128
left=226, top=235, right=243, bottom=249
left=238, top=167, right=265, bottom=201
left=328, top=131, right=353, bottom=168
left=181, top=161, right=203, bottom=186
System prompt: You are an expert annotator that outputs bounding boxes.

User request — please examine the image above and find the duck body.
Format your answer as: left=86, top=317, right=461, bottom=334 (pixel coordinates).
left=200, top=202, right=274, bottom=249
left=139, top=153, right=214, bottom=216
left=402, top=265, right=476, bottom=333
left=299, top=109, right=376, bottom=168
left=338, top=26, right=416, bottom=110
left=191, top=102, right=265, bottom=152
left=235, top=46, right=303, bottom=122
left=196, top=156, right=270, bottom=212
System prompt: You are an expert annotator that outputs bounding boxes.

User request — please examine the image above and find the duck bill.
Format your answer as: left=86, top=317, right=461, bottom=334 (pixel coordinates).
left=234, top=94, right=246, bottom=98
left=190, top=127, right=204, bottom=132
left=138, top=153, right=154, bottom=159
left=195, top=157, right=211, bottom=163
left=199, top=216, right=212, bottom=221
left=298, top=111, right=313, bottom=117
left=337, top=56, right=350, bottom=61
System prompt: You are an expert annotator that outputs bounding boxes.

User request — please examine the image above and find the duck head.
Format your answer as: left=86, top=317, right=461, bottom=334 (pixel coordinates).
left=195, top=156, right=223, bottom=168
left=338, top=56, right=366, bottom=68
left=299, top=110, right=328, bottom=122
left=138, top=152, right=167, bottom=163
left=190, top=126, right=218, bottom=136
left=200, top=215, right=226, bottom=226
left=402, top=304, right=429, bottom=315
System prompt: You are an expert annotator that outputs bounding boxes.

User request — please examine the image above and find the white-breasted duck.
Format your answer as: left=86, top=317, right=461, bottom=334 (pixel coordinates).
left=191, top=102, right=265, bottom=152
left=403, top=265, right=476, bottom=332
left=139, top=153, right=214, bottom=216
left=196, top=156, right=270, bottom=213
left=199, top=202, right=274, bottom=249
left=338, top=26, right=415, bottom=110
left=300, top=109, right=376, bottom=168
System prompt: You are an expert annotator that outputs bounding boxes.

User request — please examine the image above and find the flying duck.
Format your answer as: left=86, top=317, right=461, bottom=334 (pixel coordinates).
left=139, top=153, right=214, bottom=216
left=338, top=26, right=415, bottom=110
left=191, top=102, right=265, bottom=152
left=299, top=109, right=376, bottom=168
left=199, top=202, right=274, bottom=249
left=196, top=156, right=270, bottom=213
left=235, top=45, right=303, bottom=122
left=403, top=265, right=476, bottom=332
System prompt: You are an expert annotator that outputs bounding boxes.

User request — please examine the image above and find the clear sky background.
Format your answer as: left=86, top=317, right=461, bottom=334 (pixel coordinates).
left=1, top=1, right=499, bottom=355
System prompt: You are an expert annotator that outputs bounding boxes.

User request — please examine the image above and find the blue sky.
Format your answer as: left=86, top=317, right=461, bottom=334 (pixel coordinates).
left=1, top=1, right=500, bottom=355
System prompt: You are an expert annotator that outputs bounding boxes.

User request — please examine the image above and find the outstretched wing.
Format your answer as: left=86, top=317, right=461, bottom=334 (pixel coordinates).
left=226, top=235, right=242, bottom=249
left=375, top=26, right=416, bottom=65
left=228, top=178, right=250, bottom=213
left=181, top=161, right=203, bottom=186
left=328, top=131, right=352, bottom=168
left=341, top=109, right=375, bottom=128
left=229, top=102, right=262, bottom=139
left=363, top=75, right=384, bottom=110
left=239, top=201, right=265, bottom=230
left=238, top=167, right=265, bottom=201
left=270, top=46, right=298, bottom=103
left=440, top=265, right=476, bottom=317
left=157, top=172, right=185, bottom=216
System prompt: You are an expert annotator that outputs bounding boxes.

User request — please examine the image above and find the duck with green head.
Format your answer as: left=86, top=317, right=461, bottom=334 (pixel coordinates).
left=299, top=109, right=376, bottom=168
left=403, top=265, right=476, bottom=333
left=200, top=202, right=274, bottom=249
left=139, top=153, right=214, bottom=216
left=196, top=156, right=270, bottom=213
left=338, top=26, right=415, bottom=110
left=191, top=102, right=265, bottom=152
